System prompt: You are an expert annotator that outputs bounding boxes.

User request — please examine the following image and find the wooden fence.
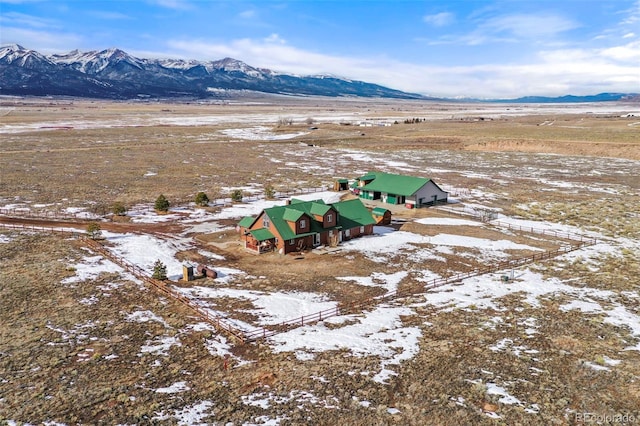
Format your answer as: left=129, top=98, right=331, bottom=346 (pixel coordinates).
left=0, top=208, right=101, bottom=221
left=80, top=237, right=249, bottom=343
left=0, top=186, right=328, bottom=221
left=434, top=205, right=594, bottom=242
left=0, top=222, right=249, bottom=343
left=242, top=237, right=595, bottom=341
left=0, top=212, right=599, bottom=344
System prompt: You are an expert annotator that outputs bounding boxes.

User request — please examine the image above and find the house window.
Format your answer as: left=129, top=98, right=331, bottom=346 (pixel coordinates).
left=327, top=214, right=333, bottom=223
left=300, top=219, right=306, bottom=228
left=289, top=239, right=295, bottom=245
left=360, top=226, right=365, bottom=233
left=345, top=229, right=350, bottom=237
left=263, top=216, right=270, bottom=228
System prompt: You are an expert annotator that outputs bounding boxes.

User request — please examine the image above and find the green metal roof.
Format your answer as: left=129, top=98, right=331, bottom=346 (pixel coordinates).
left=332, top=199, right=376, bottom=228
left=252, top=198, right=367, bottom=241
left=289, top=198, right=307, bottom=205
left=357, top=173, right=377, bottom=181
left=263, top=206, right=305, bottom=240
left=336, top=178, right=349, bottom=183
left=372, top=207, right=390, bottom=215
left=360, top=171, right=431, bottom=196
left=249, top=228, right=275, bottom=241
left=310, top=202, right=331, bottom=216
left=238, top=216, right=255, bottom=228
left=282, top=208, right=305, bottom=222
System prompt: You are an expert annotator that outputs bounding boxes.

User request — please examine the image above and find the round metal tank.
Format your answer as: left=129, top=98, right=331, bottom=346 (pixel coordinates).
left=197, top=264, right=217, bottom=279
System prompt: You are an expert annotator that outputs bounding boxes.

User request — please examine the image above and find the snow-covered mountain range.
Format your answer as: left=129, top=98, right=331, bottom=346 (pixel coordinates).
left=0, top=44, right=424, bottom=100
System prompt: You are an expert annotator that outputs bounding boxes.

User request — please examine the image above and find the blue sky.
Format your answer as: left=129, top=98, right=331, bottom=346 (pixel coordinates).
left=1, top=0, right=639, bottom=98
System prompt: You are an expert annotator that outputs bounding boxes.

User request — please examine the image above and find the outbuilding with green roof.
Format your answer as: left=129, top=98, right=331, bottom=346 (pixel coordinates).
left=353, top=171, right=448, bottom=208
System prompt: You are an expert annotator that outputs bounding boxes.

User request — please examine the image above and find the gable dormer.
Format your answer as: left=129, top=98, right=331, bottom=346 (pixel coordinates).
left=310, top=203, right=337, bottom=228
left=282, top=208, right=311, bottom=234
left=309, top=202, right=338, bottom=228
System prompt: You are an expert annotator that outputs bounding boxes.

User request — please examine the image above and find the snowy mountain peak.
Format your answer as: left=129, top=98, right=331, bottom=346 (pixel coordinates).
left=0, top=44, right=26, bottom=54
left=310, top=73, right=352, bottom=82
left=210, top=57, right=263, bottom=77
left=0, top=45, right=424, bottom=100
left=49, top=47, right=145, bottom=74
left=0, top=44, right=54, bottom=68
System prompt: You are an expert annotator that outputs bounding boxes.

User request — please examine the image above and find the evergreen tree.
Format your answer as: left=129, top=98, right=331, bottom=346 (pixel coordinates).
left=194, top=191, right=209, bottom=207
left=152, top=259, right=167, bottom=280
left=230, top=189, right=243, bottom=202
left=154, top=194, right=170, bottom=212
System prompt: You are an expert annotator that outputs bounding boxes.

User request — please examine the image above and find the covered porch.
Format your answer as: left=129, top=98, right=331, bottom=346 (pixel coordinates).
left=245, top=228, right=276, bottom=254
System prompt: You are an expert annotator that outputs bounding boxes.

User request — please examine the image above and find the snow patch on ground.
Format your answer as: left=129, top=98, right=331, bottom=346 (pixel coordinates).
left=155, top=381, right=190, bottom=393
left=0, top=234, right=14, bottom=243
left=268, top=304, right=421, bottom=383
left=175, top=286, right=338, bottom=326
left=103, top=231, right=190, bottom=280
left=127, top=310, right=170, bottom=328
left=153, top=400, right=213, bottom=425
left=415, top=217, right=482, bottom=227
left=337, top=271, right=408, bottom=293
left=220, top=126, right=308, bottom=140
left=61, top=254, right=124, bottom=284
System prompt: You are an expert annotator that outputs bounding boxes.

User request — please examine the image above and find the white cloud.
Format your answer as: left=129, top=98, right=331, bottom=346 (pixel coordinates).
left=0, top=27, right=82, bottom=52
left=423, top=12, right=454, bottom=27
left=598, top=40, right=640, bottom=61
left=238, top=9, right=257, bottom=19
left=149, top=0, right=192, bottom=10
left=166, top=35, right=360, bottom=76
left=86, top=11, right=134, bottom=20
left=0, top=11, right=60, bottom=28
left=620, top=0, right=640, bottom=25
left=480, top=13, right=579, bottom=39
left=0, top=0, right=43, bottom=3
left=161, top=33, right=639, bottom=98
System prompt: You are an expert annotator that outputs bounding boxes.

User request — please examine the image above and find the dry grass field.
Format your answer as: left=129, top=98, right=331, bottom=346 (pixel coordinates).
left=1, top=97, right=639, bottom=425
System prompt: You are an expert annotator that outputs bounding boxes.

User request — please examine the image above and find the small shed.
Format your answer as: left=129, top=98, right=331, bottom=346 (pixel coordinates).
left=371, top=207, right=391, bottom=225
left=182, top=264, right=195, bottom=282
left=333, top=178, right=349, bottom=191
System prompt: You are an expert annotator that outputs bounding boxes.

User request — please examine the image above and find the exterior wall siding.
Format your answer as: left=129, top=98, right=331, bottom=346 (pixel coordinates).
left=413, top=181, right=448, bottom=205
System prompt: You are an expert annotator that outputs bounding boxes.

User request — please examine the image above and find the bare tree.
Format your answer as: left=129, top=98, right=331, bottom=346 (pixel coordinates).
left=277, top=117, right=293, bottom=127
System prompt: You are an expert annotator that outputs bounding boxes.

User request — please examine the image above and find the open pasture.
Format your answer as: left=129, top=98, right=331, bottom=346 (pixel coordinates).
left=1, top=97, right=639, bottom=424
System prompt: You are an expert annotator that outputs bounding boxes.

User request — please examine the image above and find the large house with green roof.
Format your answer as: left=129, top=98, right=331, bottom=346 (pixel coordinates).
left=352, top=171, right=448, bottom=208
left=238, top=198, right=376, bottom=254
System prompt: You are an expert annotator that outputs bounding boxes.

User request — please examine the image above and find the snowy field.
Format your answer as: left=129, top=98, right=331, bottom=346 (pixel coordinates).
left=1, top=102, right=637, bottom=134
left=51, top=176, right=639, bottom=392
left=2, top=104, right=639, bottom=424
